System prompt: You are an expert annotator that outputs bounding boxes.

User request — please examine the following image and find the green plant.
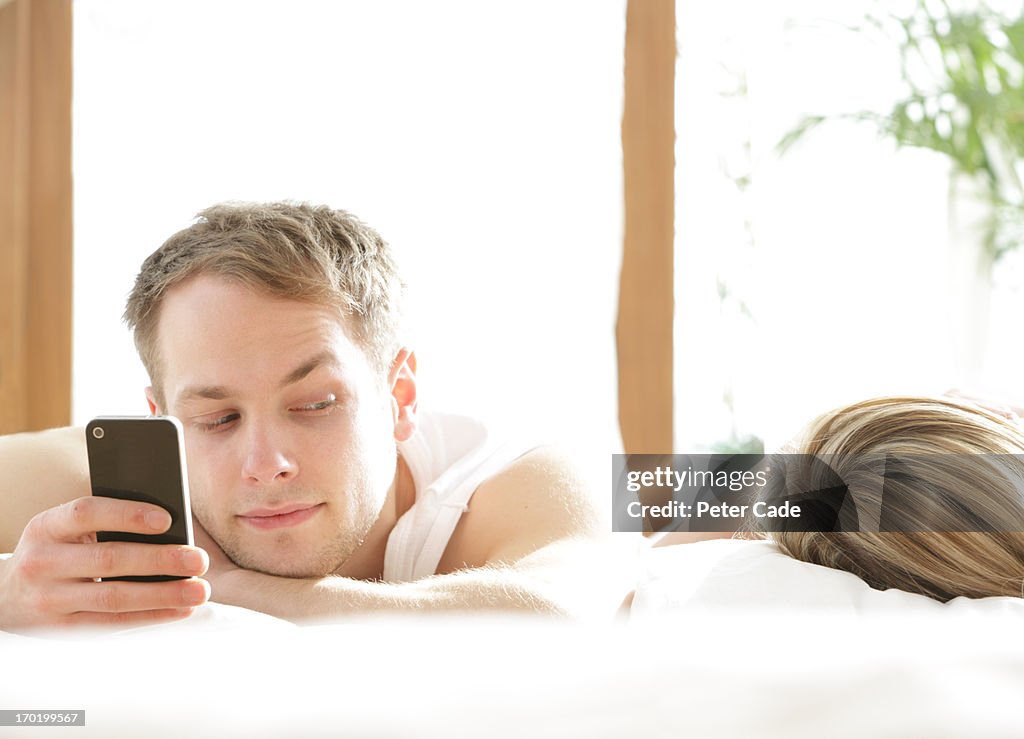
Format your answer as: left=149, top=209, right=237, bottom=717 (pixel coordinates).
left=779, top=0, right=1024, bottom=260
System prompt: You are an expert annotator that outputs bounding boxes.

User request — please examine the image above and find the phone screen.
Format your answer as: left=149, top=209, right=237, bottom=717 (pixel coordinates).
left=86, top=416, right=194, bottom=581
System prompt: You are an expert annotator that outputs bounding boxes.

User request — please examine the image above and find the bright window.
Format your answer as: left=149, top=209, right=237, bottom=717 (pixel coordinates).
left=73, top=1, right=625, bottom=453
left=675, top=0, right=1024, bottom=452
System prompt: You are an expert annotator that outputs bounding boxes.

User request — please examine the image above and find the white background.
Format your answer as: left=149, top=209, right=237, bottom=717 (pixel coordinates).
left=73, top=0, right=625, bottom=453
left=74, top=0, right=1024, bottom=455
left=675, top=0, right=1024, bottom=451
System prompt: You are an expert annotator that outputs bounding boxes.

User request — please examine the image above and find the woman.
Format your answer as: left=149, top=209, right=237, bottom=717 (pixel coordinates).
left=658, top=394, right=1024, bottom=602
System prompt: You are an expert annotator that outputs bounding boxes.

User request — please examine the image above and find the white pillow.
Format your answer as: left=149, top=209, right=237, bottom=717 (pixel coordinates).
left=631, top=538, right=1024, bottom=618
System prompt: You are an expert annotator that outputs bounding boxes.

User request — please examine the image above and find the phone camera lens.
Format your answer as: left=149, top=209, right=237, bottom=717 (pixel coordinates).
left=92, top=427, right=105, bottom=439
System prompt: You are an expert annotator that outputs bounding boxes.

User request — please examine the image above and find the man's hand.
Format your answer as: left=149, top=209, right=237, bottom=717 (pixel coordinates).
left=0, top=496, right=210, bottom=634
left=190, top=516, right=243, bottom=599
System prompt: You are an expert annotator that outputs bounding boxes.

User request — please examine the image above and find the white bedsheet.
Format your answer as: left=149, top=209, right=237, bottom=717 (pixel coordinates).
left=2, top=541, right=1023, bottom=738
left=1, top=609, right=1022, bottom=738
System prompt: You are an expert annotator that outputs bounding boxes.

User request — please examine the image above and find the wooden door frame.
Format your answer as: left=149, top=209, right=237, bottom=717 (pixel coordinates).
left=0, top=0, right=73, bottom=435
left=619, top=0, right=675, bottom=454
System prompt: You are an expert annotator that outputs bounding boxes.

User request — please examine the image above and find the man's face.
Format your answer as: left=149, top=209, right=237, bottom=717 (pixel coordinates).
left=149, top=274, right=403, bottom=578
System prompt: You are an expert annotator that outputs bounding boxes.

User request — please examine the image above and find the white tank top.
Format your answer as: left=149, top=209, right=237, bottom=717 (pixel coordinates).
left=382, top=411, right=533, bottom=583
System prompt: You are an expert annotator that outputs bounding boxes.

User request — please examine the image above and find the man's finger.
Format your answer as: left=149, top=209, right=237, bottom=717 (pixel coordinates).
left=38, top=542, right=208, bottom=580
left=62, top=606, right=197, bottom=630
left=52, top=578, right=210, bottom=614
left=38, top=497, right=172, bottom=541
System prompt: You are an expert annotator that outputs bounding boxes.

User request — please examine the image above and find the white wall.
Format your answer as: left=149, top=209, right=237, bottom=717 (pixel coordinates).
left=73, top=1, right=625, bottom=453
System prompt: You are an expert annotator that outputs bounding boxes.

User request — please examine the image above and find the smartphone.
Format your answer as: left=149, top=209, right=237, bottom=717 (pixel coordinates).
left=85, top=416, right=194, bottom=581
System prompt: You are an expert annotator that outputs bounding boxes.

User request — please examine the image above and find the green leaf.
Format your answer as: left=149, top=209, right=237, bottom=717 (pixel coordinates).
left=775, top=115, right=828, bottom=155
left=778, top=0, right=1024, bottom=261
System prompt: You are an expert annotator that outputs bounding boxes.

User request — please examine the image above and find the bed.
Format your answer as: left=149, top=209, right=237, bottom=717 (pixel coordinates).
left=2, top=538, right=1022, bottom=738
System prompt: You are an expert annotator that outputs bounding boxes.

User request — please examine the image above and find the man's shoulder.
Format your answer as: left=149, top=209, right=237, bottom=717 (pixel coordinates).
left=0, top=424, right=86, bottom=454
left=475, top=445, right=606, bottom=532
left=436, top=445, right=605, bottom=573
left=402, top=409, right=535, bottom=496
left=0, top=426, right=89, bottom=551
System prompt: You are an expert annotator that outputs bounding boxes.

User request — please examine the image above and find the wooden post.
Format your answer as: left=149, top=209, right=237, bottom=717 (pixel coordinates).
left=618, top=0, right=675, bottom=454
left=0, top=0, right=73, bottom=434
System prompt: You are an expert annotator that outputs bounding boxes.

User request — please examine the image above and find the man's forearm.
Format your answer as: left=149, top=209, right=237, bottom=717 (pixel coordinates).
left=214, top=566, right=567, bottom=621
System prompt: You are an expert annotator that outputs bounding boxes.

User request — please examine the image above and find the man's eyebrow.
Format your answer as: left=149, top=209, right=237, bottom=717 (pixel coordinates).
left=280, top=350, right=341, bottom=388
left=175, top=352, right=340, bottom=407
left=177, top=385, right=233, bottom=406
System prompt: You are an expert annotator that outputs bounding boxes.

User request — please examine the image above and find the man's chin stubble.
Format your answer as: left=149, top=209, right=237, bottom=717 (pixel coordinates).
left=221, top=530, right=363, bottom=579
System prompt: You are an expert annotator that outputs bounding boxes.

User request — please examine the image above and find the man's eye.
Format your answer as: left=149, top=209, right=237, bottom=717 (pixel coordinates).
left=196, top=413, right=240, bottom=432
left=293, top=394, right=337, bottom=414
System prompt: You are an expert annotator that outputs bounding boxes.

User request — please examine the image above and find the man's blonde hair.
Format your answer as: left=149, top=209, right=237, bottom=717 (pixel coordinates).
left=763, top=396, right=1024, bottom=601
left=124, top=202, right=404, bottom=404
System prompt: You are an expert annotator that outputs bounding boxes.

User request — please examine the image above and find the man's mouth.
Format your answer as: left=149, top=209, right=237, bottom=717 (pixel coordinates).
left=237, top=503, right=325, bottom=530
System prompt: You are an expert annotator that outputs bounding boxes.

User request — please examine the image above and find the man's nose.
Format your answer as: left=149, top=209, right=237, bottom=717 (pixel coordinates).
left=241, top=424, right=298, bottom=484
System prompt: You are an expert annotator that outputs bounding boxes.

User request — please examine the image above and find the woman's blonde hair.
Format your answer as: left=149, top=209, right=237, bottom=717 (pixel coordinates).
left=762, top=396, right=1024, bottom=601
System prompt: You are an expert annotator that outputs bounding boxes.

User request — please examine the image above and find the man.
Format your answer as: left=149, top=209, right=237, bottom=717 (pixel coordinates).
left=0, top=202, right=616, bottom=632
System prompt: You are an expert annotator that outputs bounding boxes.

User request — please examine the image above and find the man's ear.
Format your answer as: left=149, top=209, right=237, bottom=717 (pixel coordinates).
left=145, top=386, right=161, bottom=416
left=388, top=348, right=418, bottom=443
